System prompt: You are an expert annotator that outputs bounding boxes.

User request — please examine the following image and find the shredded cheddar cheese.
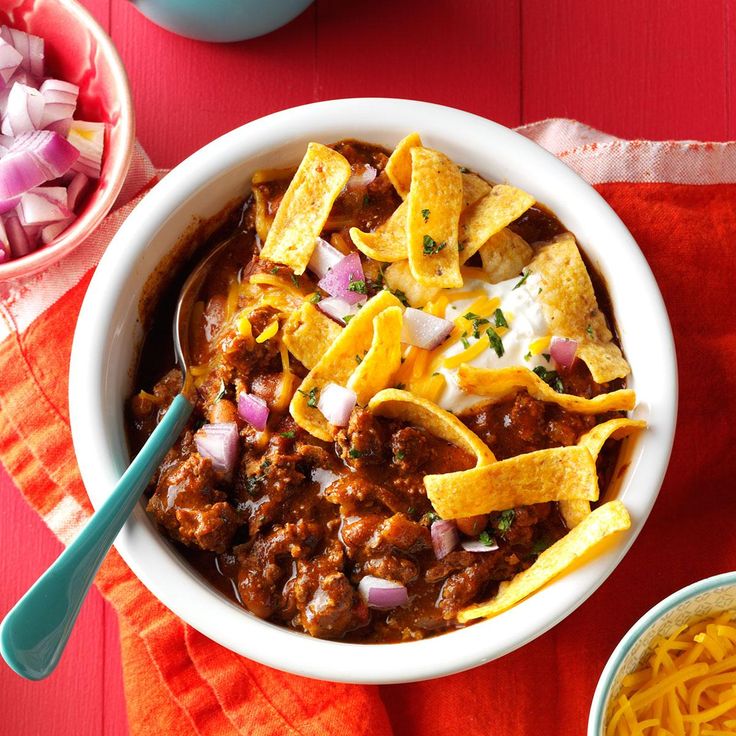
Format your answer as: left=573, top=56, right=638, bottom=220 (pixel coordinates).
left=528, top=335, right=551, bottom=356
left=249, top=272, right=307, bottom=298
left=443, top=337, right=488, bottom=369
left=225, top=278, right=240, bottom=321
left=607, top=611, right=736, bottom=736
left=255, top=319, right=279, bottom=343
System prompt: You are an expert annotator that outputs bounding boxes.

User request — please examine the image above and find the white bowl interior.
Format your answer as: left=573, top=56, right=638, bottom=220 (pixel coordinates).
left=69, top=99, right=678, bottom=684
left=589, top=574, right=736, bottom=735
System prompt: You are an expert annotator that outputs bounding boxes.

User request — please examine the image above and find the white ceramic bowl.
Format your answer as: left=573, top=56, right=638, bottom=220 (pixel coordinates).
left=589, top=572, right=736, bottom=735
left=69, top=98, right=677, bottom=684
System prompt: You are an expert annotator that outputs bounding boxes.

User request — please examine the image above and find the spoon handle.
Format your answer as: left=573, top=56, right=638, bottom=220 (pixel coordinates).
left=0, top=393, right=193, bottom=680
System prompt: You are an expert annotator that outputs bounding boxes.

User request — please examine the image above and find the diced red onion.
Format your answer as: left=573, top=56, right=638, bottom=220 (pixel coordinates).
left=431, top=519, right=459, bottom=560
left=346, top=163, right=377, bottom=190
left=66, top=171, right=89, bottom=212
left=0, top=131, right=79, bottom=199
left=0, top=216, right=10, bottom=260
left=307, top=237, right=344, bottom=280
left=317, top=251, right=365, bottom=305
left=317, top=382, right=356, bottom=427
left=67, top=120, right=105, bottom=178
left=1, top=83, right=45, bottom=136
left=45, top=118, right=71, bottom=137
left=40, top=216, right=74, bottom=245
left=0, top=26, right=44, bottom=78
left=194, top=422, right=239, bottom=474
left=0, top=196, right=19, bottom=215
left=4, top=213, right=32, bottom=257
left=40, top=79, right=79, bottom=128
left=401, top=307, right=454, bottom=349
left=0, top=37, right=22, bottom=85
left=357, top=576, right=409, bottom=610
left=237, top=391, right=269, bottom=431
left=18, top=186, right=70, bottom=225
left=317, top=295, right=364, bottom=325
left=461, top=539, right=500, bottom=553
left=550, top=336, right=578, bottom=370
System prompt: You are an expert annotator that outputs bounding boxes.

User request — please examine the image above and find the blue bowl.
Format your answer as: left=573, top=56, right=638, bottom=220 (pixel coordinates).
left=129, top=0, right=314, bottom=42
left=588, top=571, right=736, bottom=735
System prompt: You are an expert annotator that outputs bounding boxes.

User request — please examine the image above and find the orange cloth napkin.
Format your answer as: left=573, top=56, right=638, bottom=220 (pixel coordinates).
left=1, top=121, right=735, bottom=735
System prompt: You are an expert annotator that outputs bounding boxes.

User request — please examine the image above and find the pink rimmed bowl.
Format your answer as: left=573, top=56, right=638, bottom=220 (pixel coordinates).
left=0, top=0, right=134, bottom=280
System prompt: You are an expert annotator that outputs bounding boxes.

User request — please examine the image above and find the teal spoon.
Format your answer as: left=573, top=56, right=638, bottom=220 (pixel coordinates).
left=0, top=237, right=232, bottom=680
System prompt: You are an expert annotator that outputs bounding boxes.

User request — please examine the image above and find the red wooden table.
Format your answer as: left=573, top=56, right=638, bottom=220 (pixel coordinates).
left=1, top=1, right=734, bottom=733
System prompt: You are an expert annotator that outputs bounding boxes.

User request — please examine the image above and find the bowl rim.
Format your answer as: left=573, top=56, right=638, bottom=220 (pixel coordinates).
left=69, top=97, right=678, bottom=684
left=588, top=571, right=736, bottom=735
left=0, top=0, right=135, bottom=280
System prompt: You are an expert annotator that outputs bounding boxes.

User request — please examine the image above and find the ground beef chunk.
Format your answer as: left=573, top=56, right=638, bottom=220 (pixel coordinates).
left=390, top=426, right=433, bottom=473
left=437, top=551, right=522, bottom=618
left=335, top=408, right=389, bottom=468
left=234, top=435, right=307, bottom=535
left=360, top=555, right=419, bottom=585
left=369, top=513, right=431, bottom=553
left=147, top=453, right=237, bottom=553
left=237, top=520, right=322, bottom=619
left=285, top=539, right=368, bottom=639
left=324, top=476, right=405, bottom=515
left=500, top=503, right=552, bottom=547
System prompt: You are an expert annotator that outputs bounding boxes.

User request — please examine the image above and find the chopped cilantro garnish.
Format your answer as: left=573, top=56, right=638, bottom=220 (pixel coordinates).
left=308, top=292, right=322, bottom=303
left=524, top=351, right=532, bottom=361
left=532, top=536, right=552, bottom=555
left=422, top=511, right=440, bottom=525
left=406, top=505, right=415, bottom=516
left=348, top=278, right=367, bottom=294
left=486, top=327, right=505, bottom=357
left=512, top=270, right=530, bottom=290
left=421, top=208, right=430, bottom=222
left=280, top=431, right=296, bottom=439
left=355, top=354, right=362, bottom=364
left=390, top=288, right=409, bottom=307
left=423, top=234, right=447, bottom=256
left=343, top=314, right=354, bottom=324
left=542, top=352, right=551, bottom=362
left=461, top=332, right=470, bottom=349
left=362, top=194, right=372, bottom=206
left=298, top=386, right=319, bottom=408
left=493, top=308, right=509, bottom=328
left=291, top=273, right=300, bottom=287
left=348, top=448, right=364, bottom=459
left=538, top=287, right=543, bottom=295
left=586, top=323, right=594, bottom=338
left=213, top=380, right=226, bottom=403
left=497, top=509, right=515, bottom=533
left=463, top=312, right=489, bottom=338
left=394, top=450, right=405, bottom=462
left=533, top=366, right=564, bottom=393
left=479, top=530, right=496, bottom=547
left=270, top=266, right=279, bottom=274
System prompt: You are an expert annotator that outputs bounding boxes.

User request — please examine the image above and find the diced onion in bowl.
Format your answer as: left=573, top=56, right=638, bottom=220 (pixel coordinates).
left=401, top=307, right=454, bottom=349
left=18, top=186, right=70, bottom=225
left=237, top=391, right=269, bottom=431
left=317, top=382, right=356, bottom=427
left=317, top=251, right=366, bottom=305
left=0, top=26, right=44, bottom=78
left=1, top=83, right=45, bottom=136
left=307, top=237, right=343, bottom=280
left=357, top=575, right=409, bottom=610
left=431, top=519, right=459, bottom=559
left=346, top=163, right=376, bottom=190
left=67, top=121, right=105, bottom=178
left=39, top=79, right=79, bottom=128
left=550, top=336, right=578, bottom=370
left=195, top=422, right=239, bottom=474
left=461, top=539, right=499, bottom=553
left=0, top=38, right=22, bottom=85
left=317, top=295, right=364, bottom=325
